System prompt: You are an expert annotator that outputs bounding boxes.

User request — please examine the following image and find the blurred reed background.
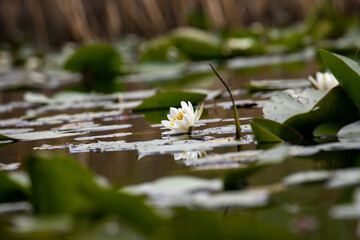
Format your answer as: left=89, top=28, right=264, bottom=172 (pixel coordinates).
left=0, top=0, right=359, bottom=48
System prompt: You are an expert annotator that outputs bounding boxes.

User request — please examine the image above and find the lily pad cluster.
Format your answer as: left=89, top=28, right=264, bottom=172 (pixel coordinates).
left=251, top=49, right=360, bottom=144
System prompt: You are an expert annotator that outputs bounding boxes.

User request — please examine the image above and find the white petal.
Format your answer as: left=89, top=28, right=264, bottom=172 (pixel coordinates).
left=180, top=102, right=189, bottom=116
left=188, top=101, right=194, bottom=113
left=174, top=153, right=184, bottom=160
left=161, top=120, right=172, bottom=129
left=316, top=72, right=323, bottom=81
left=183, top=101, right=195, bottom=120
left=308, top=76, right=319, bottom=89
left=173, top=120, right=188, bottom=132
left=169, top=107, right=178, bottom=118
left=183, top=114, right=192, bottom=128
left=195, top=102, right=204, bottom=122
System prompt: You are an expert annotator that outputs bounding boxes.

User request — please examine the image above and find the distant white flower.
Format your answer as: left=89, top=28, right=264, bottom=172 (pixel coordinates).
left=174, top=151, right=206, bottom=161
left=161, top=101, right=204, bottom=134
left=308, top=72, right=339, bottom=90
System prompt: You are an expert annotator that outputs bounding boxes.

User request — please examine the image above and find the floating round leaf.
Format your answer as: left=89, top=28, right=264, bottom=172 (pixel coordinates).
left=171, top=27, right=223, bottom=60
left=284, top=86, right=359, bottom=135
left=263, top=89, right=327, bottom=124
left=64, top=45, right=122, bottom=92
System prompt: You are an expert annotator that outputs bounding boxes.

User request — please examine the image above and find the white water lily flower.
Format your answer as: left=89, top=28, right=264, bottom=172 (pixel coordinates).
left=308, top=72, right=339, bottom=90
left=161, top=101, right=204, bottom=134
left=174, top=151, right=207, bottom=162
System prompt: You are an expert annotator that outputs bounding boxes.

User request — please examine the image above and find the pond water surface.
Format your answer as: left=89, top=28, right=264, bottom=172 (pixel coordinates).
left=1, top=59, right=358, bottom=239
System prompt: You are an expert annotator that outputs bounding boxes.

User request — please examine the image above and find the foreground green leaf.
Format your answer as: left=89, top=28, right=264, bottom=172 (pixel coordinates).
left=24, top=154, right=163, bottom=237
left=90, top=190, right=164, bottom=236
left=0, top=171, right=28, bottom=203
left=153, top=209, right=302, bottom=240
left=25, top=154, right=100, bottom=215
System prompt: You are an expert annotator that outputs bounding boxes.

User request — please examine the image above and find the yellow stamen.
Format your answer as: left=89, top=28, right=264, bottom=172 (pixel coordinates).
left=171, top=111, right=185, bottom=122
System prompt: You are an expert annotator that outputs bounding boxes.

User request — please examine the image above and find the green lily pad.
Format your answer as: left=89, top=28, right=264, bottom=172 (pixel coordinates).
left=263, top=89, right=328, bottom=124
left=141, top=109, right=169, bottom=124
left=250, top=118, right=303, bottom=144
left=64, top=45, right=122, bottom=92
left=139, top=36, right=185, bottom=62
left=319, top=49, right=360, bottom=107
left=313, top=122, right=343, bottom=137
left=284, top=86, right=359, bottom=135
left=264, top=86, right=359, bottom=136
left=171, top=27, right=223, bottom=60
left=133, top=89, right=206, bottom=111
left=64, top=45, right=122, bottom=75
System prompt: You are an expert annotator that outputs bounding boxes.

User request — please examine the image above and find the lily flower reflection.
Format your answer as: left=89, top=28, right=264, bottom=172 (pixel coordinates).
left=174, top=151, right=207, bottom=162
left=161, top=101, right=204, bottom=135
left=308, top=72, right=339, bottom=90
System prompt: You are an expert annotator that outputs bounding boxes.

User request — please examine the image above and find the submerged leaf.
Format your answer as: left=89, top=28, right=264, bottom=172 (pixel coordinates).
left=133, top=90, right=206, bottom=111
